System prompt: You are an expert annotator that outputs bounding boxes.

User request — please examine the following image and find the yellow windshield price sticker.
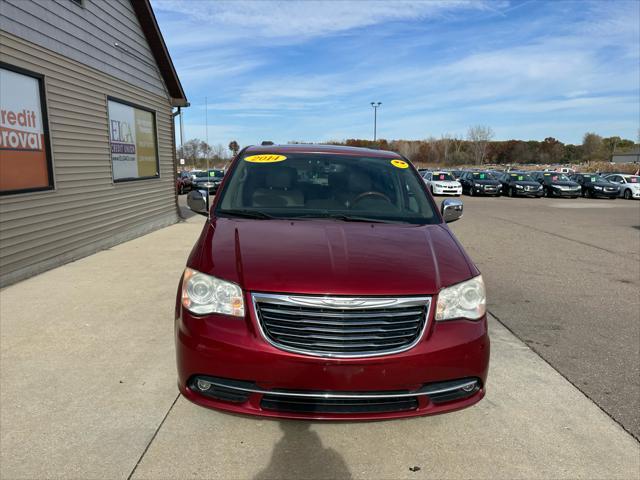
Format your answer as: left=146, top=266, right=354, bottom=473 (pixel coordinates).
left=244, top=154, right=287, bottom=163
left=391, top=159, right=409, bottom=169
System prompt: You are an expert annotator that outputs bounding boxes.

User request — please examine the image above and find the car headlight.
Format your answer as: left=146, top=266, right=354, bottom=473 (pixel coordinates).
left=435, top=275, right=486, bottom=321
left=594, top=186, right=603, bottom=190
left=516, top=184, right=524, bottom=189
left=181, top=268, right=245, bottom=316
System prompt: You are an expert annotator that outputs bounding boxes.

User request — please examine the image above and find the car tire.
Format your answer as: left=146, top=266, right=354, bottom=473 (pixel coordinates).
left=508, top=187, right=514, bottom=197
left=469, top=188, right=475, bottom=196
left=546, top=188, right=553, bottom=198
left=178, top=184, right=184, bottom=195
left=624, top=189, right=632, bottom=200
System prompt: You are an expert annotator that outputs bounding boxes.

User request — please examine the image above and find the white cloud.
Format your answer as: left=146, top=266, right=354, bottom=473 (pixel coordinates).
left=153, top=0, right=499, bottom=44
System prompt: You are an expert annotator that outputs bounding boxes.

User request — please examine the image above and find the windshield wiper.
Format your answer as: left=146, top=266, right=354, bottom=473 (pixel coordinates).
left=217, top=209, right=274, bottom=219
left=292, top=213, right=402, bottom=224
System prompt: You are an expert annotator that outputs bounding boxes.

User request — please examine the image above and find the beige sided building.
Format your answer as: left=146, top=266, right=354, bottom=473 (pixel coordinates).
left=0, top=0, right=188, bottom=286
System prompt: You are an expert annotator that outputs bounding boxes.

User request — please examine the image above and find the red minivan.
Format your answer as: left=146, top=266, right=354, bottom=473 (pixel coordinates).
left=177, top=144, right=489, bottom=420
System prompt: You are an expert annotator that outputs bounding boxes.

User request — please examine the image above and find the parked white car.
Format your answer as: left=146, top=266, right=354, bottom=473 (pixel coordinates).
left=422, top=171, right=462, bottom=196
left=602, top=174, right=640, bottom=199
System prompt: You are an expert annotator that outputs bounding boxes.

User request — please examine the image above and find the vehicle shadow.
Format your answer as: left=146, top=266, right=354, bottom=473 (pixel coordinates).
left=254, top=420, right=352, bottom=480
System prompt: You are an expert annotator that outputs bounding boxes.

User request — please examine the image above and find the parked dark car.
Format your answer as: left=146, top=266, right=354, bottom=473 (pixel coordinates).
left=192, top=169, right=225, bottom=194
left=177, top=144, right=489, bottom=420
left=449, top=170, right=464, bottom=181
left=570, top=173, right=620, bottom=199
left=496, top=172, right=544, bottom=198
left=530, top=171, right=581, bottom=198
left=176, top=171, right=193, bottom=195
left=459, top=171, right=502, bottom=196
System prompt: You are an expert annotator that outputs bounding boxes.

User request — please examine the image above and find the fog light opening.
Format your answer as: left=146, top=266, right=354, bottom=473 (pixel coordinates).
left=196, top=379, right=212, bottom=391
left=462, top=381, right=477, bottom=392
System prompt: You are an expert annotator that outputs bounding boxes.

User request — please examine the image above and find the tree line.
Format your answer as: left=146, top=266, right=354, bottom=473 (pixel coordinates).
left=178, top=128, right=637, bottom=170
left=177, top=139, right=239, bottom=169
left=335, top=128, right=637, bottom=166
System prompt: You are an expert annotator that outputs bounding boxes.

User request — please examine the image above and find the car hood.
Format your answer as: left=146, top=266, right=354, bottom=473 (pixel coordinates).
left=513, top=181, right=541, bottom=187
left=549, top=181, right=580, bottom=187
left=189, top=218, right=477, bottom=296
left=432, top=180, right=461, bottom=187
left=472, top=180, right=500, bottom=185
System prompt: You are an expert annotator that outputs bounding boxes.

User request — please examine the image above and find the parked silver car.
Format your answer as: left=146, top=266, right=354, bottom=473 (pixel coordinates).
left=602, top=174, right=640, bottom=200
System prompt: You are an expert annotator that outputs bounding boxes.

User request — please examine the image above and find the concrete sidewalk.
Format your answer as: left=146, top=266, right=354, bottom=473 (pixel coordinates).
left=1, top=216, right=639, bottom=480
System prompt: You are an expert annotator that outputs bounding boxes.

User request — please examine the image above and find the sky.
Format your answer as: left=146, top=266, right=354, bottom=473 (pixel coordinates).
left=152, top=0, right=640, bottom=148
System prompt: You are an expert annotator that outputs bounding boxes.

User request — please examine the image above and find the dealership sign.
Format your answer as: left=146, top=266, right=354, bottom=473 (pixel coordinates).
left=0, top=66, right=52, bottom=193
left=107, top=99, right=158, bottom=181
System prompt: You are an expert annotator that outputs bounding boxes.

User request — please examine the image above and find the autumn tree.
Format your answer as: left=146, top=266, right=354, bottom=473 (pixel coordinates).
left=467, top=125, right=494, bottom=165
left=228, top=140, right=240, bottom=156
left=582, top=132, right=603, bottom=164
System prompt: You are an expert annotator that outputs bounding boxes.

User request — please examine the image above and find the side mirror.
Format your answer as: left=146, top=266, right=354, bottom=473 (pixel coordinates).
left=187, top=189, right=209, bottom=216
left=441, top=198, right=463, bottom=223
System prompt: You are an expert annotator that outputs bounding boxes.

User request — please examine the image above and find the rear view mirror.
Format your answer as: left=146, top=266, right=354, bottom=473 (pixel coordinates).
left=187, top=189, right=209, bottom=216
left=441, top=198, right=463, bottom=223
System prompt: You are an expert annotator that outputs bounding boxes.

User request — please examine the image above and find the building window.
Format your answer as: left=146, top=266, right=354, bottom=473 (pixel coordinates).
left=107, top=98, right=159, bottom=182
left=0, top=63, right=54, bottom=195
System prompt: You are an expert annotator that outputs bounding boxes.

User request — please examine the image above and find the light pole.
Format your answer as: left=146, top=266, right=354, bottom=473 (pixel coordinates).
left=370, top=102, right=381, bottom=142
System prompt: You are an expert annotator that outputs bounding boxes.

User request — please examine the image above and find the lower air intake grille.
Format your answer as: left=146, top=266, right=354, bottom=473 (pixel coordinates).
left=261, top=396, right=419, bottom=414
left=253, top=294, right=430, bottom=357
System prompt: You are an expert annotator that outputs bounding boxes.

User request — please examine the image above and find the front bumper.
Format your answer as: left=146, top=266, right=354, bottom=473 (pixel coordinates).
left=550, top=188, right=580, bottom=197
left=176, top=299, right=490, bottom=420
left=473, top=186, right=500, bottom=195
left=432, top=186, right=462, bottom=196
left=515, top=188, right=544, bottom=197
left=591, top=190, right=619, bottom=198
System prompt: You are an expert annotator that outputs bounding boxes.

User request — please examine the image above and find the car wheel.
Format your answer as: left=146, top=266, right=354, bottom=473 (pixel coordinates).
left=582, top=189, right=588, bottom=198
left=546, top=188, right=553, bottom=198
left=469, top=187, right=475, bottom=196
left=507, top=187, right=514, bottom=197
left=624, top=189, right=632, bottom=200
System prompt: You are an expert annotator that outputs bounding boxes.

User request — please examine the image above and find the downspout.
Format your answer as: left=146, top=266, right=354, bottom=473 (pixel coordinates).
left=172, top=106, right=186, bottom=220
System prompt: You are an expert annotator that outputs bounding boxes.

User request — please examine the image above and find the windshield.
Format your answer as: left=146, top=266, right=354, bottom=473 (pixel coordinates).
left=508, top=173, right=534, bottom=182
left=542, top=173, right=570, bottom=182
left=215, top=153, right=438, bottom=224
left=431, top=172, right=455, bottom=181
left=195, top=170, right=224, bottom=179
left=471, top=172, right=496, bottom=180
left=582, top=175, right=602, bottom=183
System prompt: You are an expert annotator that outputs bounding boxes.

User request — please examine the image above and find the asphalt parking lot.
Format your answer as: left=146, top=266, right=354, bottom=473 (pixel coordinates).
left=449, top=195, right=640, bottom=439
left=0, top=194, right=638, bottom=479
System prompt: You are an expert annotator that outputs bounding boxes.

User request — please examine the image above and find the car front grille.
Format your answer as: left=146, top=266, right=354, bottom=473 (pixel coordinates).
left=253, top=294, right=430, bottom=358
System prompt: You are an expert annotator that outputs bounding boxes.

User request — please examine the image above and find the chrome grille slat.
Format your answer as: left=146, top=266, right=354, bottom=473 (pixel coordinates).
left=283, top=339, right=409, bottom=350
left=259, top=307, right=423, bottom=318
left=253, top=293, right=431, bottom=358
left=261, top=316, right=421, bottom=327
left=263, top=323, right=419, bottom=334
left=268, top=330, right=417, bottom=341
